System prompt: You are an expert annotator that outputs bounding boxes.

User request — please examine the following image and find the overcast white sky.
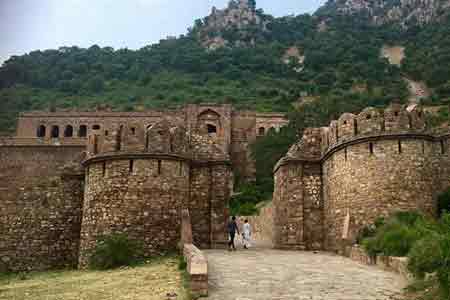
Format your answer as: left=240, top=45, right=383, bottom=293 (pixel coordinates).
left=0, top=0, right=326, bottom=64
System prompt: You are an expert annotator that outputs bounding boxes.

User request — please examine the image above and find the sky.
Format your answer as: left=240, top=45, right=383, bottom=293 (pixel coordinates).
left=0, top=0, right=326, bottom=64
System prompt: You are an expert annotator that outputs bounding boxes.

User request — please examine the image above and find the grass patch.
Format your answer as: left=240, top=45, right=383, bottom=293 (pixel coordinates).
left=0, top=256, right=189, bottom=300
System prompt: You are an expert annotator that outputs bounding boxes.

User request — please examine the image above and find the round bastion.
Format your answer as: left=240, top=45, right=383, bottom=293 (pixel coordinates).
left=321, top=104, right=449, bottom=251
left=79, top=119, right=190, bottom=267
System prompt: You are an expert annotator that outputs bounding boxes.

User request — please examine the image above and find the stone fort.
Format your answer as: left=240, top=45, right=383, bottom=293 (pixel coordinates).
left=1, top=102, right=448, bottom=272
left=0, top=104, right=287, bottom=271
left=273, top=104, right=448, bottom=253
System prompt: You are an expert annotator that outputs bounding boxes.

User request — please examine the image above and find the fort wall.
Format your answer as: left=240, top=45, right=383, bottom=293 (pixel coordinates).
left=0, top=145, right=84, bottom=272
left=273, top=162, right=323, bottom=250
left=0, top=104, right=284, bottom=271
left=79, top=157, right=189, bottom=267
left=274, top=104, right=449, bottom=252
left=323, top=138, right=439, bottom=252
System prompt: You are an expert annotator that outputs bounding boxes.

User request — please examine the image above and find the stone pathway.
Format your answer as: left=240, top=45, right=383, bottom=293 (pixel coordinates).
left=205, top=248, right=406, bottom=300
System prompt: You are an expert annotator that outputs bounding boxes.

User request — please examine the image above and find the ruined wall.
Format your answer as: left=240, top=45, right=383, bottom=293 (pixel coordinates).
left=0, top=145, right=84, bottom=271
left=79, top=158, right=189, bottom=267
left=16, top=111, right=181, bottom=139
left=16, top=105, right=288, bottom=182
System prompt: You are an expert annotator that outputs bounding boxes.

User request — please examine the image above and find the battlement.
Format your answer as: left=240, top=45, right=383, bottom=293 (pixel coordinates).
left=322, top=104, right=427, bottom=154
left=276, top=104, right=446, bottom=171
left=85, top=119, right=190, bottom=159
left=84, top=118, right=230, bottom=164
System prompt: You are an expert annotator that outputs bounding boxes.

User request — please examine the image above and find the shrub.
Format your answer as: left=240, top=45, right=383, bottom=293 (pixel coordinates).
left=362, top=211, right=425, bottom=257
left=356, top=217, right=385, bottom=244
left=178, top=258, right=187, bottom=271
left=89, top=233, right=143, bottom=270
left=438, top=188, right=450, bottom=217
left=408, top=213, right=450, bottom=300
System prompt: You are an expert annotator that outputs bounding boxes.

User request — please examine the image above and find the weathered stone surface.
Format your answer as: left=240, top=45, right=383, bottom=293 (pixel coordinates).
left=239, top=203, right=274, bottom=247
left=0, top=146, right=84, bottom=272
left=1, top=104, right=274, bottom=271
left=349, top=246, right=412, bottom=282
left=15, top=104, right=287, bottom=181
left=180, top=209, right=193, bottom=248
left=274, top=104, right=449, bottom=253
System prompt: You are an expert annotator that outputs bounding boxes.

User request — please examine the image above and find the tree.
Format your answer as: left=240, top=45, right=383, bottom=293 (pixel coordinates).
left=85, top=75, right=105, bottom=93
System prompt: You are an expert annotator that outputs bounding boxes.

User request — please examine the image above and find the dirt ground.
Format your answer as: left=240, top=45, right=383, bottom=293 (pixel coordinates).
left=381, top=45, right=405, bottom=66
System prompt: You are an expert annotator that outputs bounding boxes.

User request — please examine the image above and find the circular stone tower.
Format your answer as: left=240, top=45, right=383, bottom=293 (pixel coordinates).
left=78, top=120, right=190, bottom=267
left=274, top=104, right=449, bottom=252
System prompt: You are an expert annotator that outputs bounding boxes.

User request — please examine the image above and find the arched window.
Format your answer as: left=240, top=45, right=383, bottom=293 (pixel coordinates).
left=258, top=127, right=265, bottom=135
left=207, top=124, right=217, bottom=134
left=51, top=126, right=59, bottom=138
left=36, top=125, right=46, bottom=138
left=92, top=125, right=101, bottom=130
left=78, top=125, right=87, bottom=137
left=268, top=127, right=276, bottom=134
left=64, top=125, right=73, bottom=137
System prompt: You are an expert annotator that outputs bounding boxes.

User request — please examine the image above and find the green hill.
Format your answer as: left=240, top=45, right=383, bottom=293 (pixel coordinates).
left=3, top=0, right=450, bottom=209
left=1, top=0, right=431, bottom=134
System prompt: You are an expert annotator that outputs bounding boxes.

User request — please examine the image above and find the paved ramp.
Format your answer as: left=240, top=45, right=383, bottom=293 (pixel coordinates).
left=205, top=248, right=405, bottom=300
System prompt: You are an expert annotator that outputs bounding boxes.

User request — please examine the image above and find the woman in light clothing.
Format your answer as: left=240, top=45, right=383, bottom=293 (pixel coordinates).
left=242, top=219, right=252, bottom=249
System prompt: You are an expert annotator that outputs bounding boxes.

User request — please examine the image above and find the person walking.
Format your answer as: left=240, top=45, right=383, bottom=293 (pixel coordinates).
left=242, top=219, right=252, bottom=249
left=227, top=216, right=239, bottom=251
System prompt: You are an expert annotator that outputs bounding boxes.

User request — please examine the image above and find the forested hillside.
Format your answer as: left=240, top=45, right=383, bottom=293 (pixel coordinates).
left=2, top=0, right=450, bottom=208
left=0, top=1, right=416, bottom=134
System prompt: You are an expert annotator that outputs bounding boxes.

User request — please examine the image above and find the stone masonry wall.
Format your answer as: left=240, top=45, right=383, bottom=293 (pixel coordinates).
left=79, top=158, right=189, bottom=267
left=210, top=164, right=232, bottom=247
left=16, top=105, right=287, bottom=182
left=0, top=146, right=84, bottom=271
left=323, top=138, right=438, bottom=252
left=273, top=162, right=323, bottom=250
left=189, top=166, right=213, bottom=249
left=189, top=164, right=232, bottom=249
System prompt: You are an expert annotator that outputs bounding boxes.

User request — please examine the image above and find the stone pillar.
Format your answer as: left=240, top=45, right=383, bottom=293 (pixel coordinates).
left=210, top=164, right=232, bottom=248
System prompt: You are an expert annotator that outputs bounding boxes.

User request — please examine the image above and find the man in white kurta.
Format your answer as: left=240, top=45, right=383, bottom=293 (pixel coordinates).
left=242, top=219, right=252, bottom=249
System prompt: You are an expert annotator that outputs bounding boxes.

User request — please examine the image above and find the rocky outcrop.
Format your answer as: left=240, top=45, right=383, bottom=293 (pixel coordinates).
left=198, top=0, right=267, bottom=50
left=320, top=0, right=450, bottom=27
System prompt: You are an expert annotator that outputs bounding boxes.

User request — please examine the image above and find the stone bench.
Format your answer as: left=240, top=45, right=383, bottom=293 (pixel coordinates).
left=183, top=244, right=208, bottom=297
